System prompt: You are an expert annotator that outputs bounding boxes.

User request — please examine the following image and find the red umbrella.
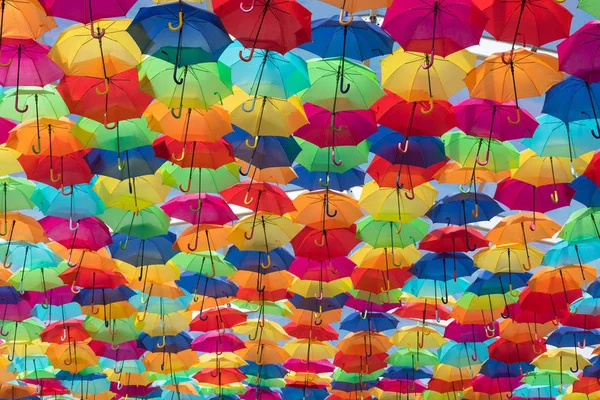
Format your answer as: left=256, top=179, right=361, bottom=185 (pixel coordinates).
left=293, top=103, right=377, bottom=148
left=235, top=287, right=290, bottom=302
left=21, top=379, right=69, bottom=397
left=57, top=68, right=153, bottom=129
left=189, top=308, right=247, bottom=332
left=488, top=337, right=547, bottom=364
left=18, top=150, right=93, bottom=189
left=290, top=225, right=360, bottom=261
left=372, top=90, right=456, bottom=148
left=213, top=0, right=311, bottom=60
left=582, top=151, right=600, bottom=184
left=161, top=194, right=237, bottom=225
left=40, top=216, right=112, bottom=251
left=382, top=0, right=487, bottom=65
left=351, top=267, right=413, bottom=294
left=471, top=375, right=521, bottom=394
left=507, top=302, right=561, bottom=325
left=40, top=319, right=90, bottom=344
left=519, top=287, right=579, bottom=321
left=190, top=331, right=246, bottom=353
left=288, top=257, right=356, bottom=281
left=559, top=313, right=600, bottom=329
left=193, top=368, right=247, bottom=385
left=152, top=136, right=234, bottom=169
left=392, top=301, right=452, bottom=321
left=419, top=225, right=488, bottom=253
left=221, top=182, right=295, bottom=216
left=333, top=352, right=387, bottom=374
left=60, top=266, right=128, bottom=289
left=283, top=322, right=339, bottom=341
left=367, top=156, right=447, bottom=189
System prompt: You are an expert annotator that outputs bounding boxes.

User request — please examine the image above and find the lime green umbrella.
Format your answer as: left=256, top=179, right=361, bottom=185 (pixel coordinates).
left=16, top=367, right=57, bottom=380
left=386, top=348, right=439, bottom=368
left=300, top=58, right=384, bottom=113
left=347, top=288, right=403, bottom=305
left=332, top=368, right=385, bottom=383
left=579, top=0, right=600, bottom=19
left=72, top=118, right=158, bottom=152
left=0, top=319, right=43, bottom=342
left=443, top=131, right=520, bottom=173
left=231, top=300, right=292, bottom=317
left=0, top=85, right=69, bottom=122
left=100, top=206, right=170, bottom=240
left=521, top=369, right=578, bottom=387
left=8, top=267, right=65, bottom=293
left=357, top=216, right=428, bottom=249
left=295, top=138, right=370, bottom=174
left=83, top=316, right=140, bottom=345
left=198, top=386, right=245, bottom=396
left=245, top=376, right=286, bottom=388
left=148, top=368, right=201, bottom=381
left=138, top=56, right=232, bottom=111
left=559, top=207, right=600, bottom=242
left=159, top=162, right=240, bottom=194
left=0, top=176, right=35, bottom=213
left=168, top=252, right=236, bottom=278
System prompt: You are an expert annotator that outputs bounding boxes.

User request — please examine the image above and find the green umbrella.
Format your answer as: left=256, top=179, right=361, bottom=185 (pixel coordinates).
left=0, top=85, right=69, bottom=122
left=579, top=0, right=600, bottom=19
left=332, top=368, right=385, bottom=383
left=386, top=348, right=439, bottom=367
left=72, top=118, right=158, bottom=153
left=347, top=288, right=403, bottom=305
left=99, top=206, right=170, bottom=240
left=169, top=252, right=236, bottom=278
left=559, top=207, right=600, bottom=242
left=443, top=130, right=520, bottom=173
left=295, top=138, right=370, bottom=174
left=245, top=376, right=286, bottom=388
left=0, top=176, right=35, bottom=215
left=159, top=162, right=240, bottom=194
left=8, top=267, right=65, bottom=293
left=138, top=56, right=232, bottom=111
left=521, top=369, right=578, bottom=387
left=300, top=58, right=384, bottom=113
left=357, top=216, right=428, bottom=249
left=0, top=319, right=44, bottom=342
left=198, top=386, right=245, bottom=396
left=231, top=300, right=292, bottom=317
left=83, top=316, right=140, bottom=345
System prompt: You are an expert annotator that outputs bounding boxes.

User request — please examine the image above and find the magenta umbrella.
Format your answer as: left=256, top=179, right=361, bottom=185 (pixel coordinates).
left=444, top=320, right=498, bottom=343
left=382, top=0, right=488, bottom=67
left=293, top=103, right=377, bottom=148
left=494, top=178, right=575, bottom=229
left=558, top=20, right=600, bottom=83
left=471, top=375, right=522, bottom=394
left=89, top=340, right=145, bottom=360
left=345, top=295, right=400, bottom=313
left=161, top=193, right=237, bottom=225
left=40, top=216, right=112, bottom=259
left=39, top=0, right=137, bottom=38
left=0, top=301, right=33, bottom=323
left=191, top=331, right=246, bottom=353
left=288, top=257, right=356, bottom=281
left=0, top=38, right=64, bottom=113
left=376, top=378, right=427, bottom=393
left=0, top=117, right=16, bottom=144
left=284, top=358, right=335, bottom=374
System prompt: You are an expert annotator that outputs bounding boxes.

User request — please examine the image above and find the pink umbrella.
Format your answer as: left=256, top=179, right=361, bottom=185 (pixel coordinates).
left=0, top=301, right=33, bottom=323
left=376, top=378, right=427, bottom=393
left=22, top=286, right=75, bottom=308
left=161, top=193, right=237, bottom=225
left=444, top=321, right=498, bottom=343
left=284, top=358, right=335, bottom=374
left=288, top=257, right=356, bottom=281
left=191, top=331, right=246, bottom=353
left=89, top=340, right=145, bottom=360
left=40, top=216, right=112, bottom=262
left=345, top=295, right=400, bottom=313
left=494, top=178, right=575, bottom=230
left=455, top=99, right=538, bottom=166
left=241, top=389, right=281, bottom=400
left=293, top=103, right=377, bottom=148
left=0, top=118, right=15, bottom=144
left=471, top=375, right=522, bottom=394
left=382, top=0, right=488, bottom=67
left=39, top=0, right=137, bottom=39
left=558, top=21, right=600, bottom=83
left=0, top=38, right=64, bottom=113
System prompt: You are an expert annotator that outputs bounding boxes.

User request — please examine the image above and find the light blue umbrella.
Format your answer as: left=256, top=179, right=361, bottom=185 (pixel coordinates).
left=513, top=384, right=562, bottom=398
left=219, top=41, right=309, bottom=102
left=402, top=277, right=470, bottom=299
left=69, top=375, right=111, bottom=394
left=438, top=341, right=490, bottom=367
left=31, top=182, right=105, bottom=220
left=0, top=241, right=61, bottom=270
left=32, top=303, right=82, bottom=324
left=542, top=238, right=600, bottom=267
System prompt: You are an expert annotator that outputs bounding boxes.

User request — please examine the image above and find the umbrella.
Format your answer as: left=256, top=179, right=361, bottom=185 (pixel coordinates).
left=31, top=182, right=104, bottom=220
left=558, top=20, right=600, bottom=83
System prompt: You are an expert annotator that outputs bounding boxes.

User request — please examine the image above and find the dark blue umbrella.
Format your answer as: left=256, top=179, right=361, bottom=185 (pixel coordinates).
left=289, top=293, right=348, bottom=313
left=108, top=232, right=178, bottom=266
left=73, top=286, right=136, bottom=305
left=480, top=359, right=533, bottom=378
left=225, top=246, right=293, bottom=273
left=127, top=2, right=231, bottom=67
left=0, top=287, right=22, bottom=304
left=340, top=311, right=398, bottom=333
left=427, top=193, right=503, bottom=226
left=240, top=362, right=288, bottom=379
left=369, top=127, right=446, bottom=168
left=583, top=356, right=600, bottom=377
left=587, top=280, right=600, bottom=298
left=290, top=165, right=365, bottom=191
left=383, top=366, right=433, bottom=380
left=542, top=76, right=600, bottom=138
left=572, top=175, right=600, bottom=207
left=466, top=271, right=532, bottom=296
left=137, top=332, right=192, bottom=353
left=409, top=252, right=477, bottom=282
left=546, top=326, right=600, bottom=350
left=85, top=146, right=165, bottom=181
left=300, top=16, right=393, bottom=61
left=176, top=272, right=238, bottom=299
left=331, top=381, right=378, bottom=391
left=281, top=387, right=328, bottom=400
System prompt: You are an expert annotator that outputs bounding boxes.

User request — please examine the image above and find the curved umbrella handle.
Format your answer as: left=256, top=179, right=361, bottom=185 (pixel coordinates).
left=50, top=167, right=61, bottom=183
left=507, top=108, right=521, bottom=125
left=380, top=278, right=390, bottom=293
left=314, top=233, right=325, bottom=247
left=117, top=154, right=126, bottom=171
left=239, top=163, right=252, bottom=177
left=70, top=282, right=81, bottom=294
left=319, top=173, right=330, bottom=188
left=550, top=190, right=559, bottom=204
left=239, top=47, right=255, bottom=62
left=242, top=96, right=257, bottom=113
left=340, top=74, right=350, bottom=94
left=578, top=337, right=587, bottom=349
left=171, top=106, right=183, bottom=119
left=420, top=99, right=434, bottom=115
left=173, top=66, right=184, bottom=85
left=0, top=54, right=12, bottom=68
left=104, top=114, right=117, bottom=130
left=398, top=139, right=409, bottom=154
left=90, top=19, right=105, bottom=38
left=314, top=304, right=323, bottom=318
left=421, top=50, right=435, bottom=69
left=119, top=236, right=129, bottom=250
left=476, top=150, right=490, bottom=166
left=31, top=135, right=41, bottom=154
left=459, top=181, right=472, bottom=194
left=338, top=8, right=353, bottom=26
left=435, top=308, right=440, bottom=323
left=501, top=51, right=513, bottom=65
left=359, top=310, right=368, bottom=319
left=314, top=290, right=323, bottom=300
left=205, top=263, right=216, bottom=278
left=485, top=326, right=495, bottom=338
left=331, top=114, right=343, bottom=132
left=243, top=191, right=254, bottom=205
left=244, top=225, right=255, bottom=240
left=329, top=260, right=338, bottom=275
left=500, top=305, right=510, bottom=319
left=168, top=11, right=183, bottom=31
left=178, top=179, right=192, bottom=193
left=240, top=0, right=256, bottom=12
left=157, top=335, right=166, bottom=349
left=471, top=203, right=479, bottom=218
left=96, top=78, right=109, bottom=95
left=14, top=93, right=28, bottom=113
left=69, top=217, right=79, bottom=231
left=61, top=185, right=74, bottom=197
left=325, top=201, right=338, bottom=218
left=261, top=254, right=271, bottom=269
left=331, top=148, right=343, bottom=166
left=471, top=350, right=478, bottom=361
left=529, top=221, right=536, bottom=231
left=509, top=283, right=519, bottom=297
left=314, top=315, right=323, bottom=326
left=172, top=146, right=186, bottom=162
left=405, top=187, right=415, bottom=200
left=245, top=136, right=259, bottom=149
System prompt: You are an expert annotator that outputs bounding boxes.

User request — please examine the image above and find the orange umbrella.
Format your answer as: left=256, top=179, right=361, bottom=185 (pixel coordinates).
left=45, top=342, right=98, bottom=373
left=529, top=266, right=596, bottom=297
left=0, top=212, right=47, bottom=243
left=234, top=160, right=297, bottom=185
left=237, top=340, right=290, bottom=365
left=292, top=190, right=363, bottom=230
left=337, top=331, right=392, bottom=356
left=434, top=160, right=511, bottom=185
left=499, top=318, right=557, bottom=344
left=142, top=350, right=198, bottom=373
left=0, top=0, right=56, bottom=40
left=174, top=224, right=232, bottom=253
left=230, top=270, right=295, bottom=292
left=287, top=305, right=342, bottom=326
left=0, top=382, right=36, bottom=399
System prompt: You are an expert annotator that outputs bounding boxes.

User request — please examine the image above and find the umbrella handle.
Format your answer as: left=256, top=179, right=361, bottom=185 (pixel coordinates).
left=41, top=297, right=49, bottom=309
left=325, top=201, right=338, bottom=218
left=501, top=51, right=513, bottom=65
left=476, top=151, right=490, bottom=166
left=108, top=325, right=118, bottom=336
left=104, top=116, right=117, bottom=130
left=314, top=233, right=325, bottom=247
left=338, top=8, right=353, bottom=26
left=578, top=337, right=587, bottom=349
left=340, top=74, right=351, bottom=94
left=532, top=341, right=543, bottom=354
left=331, top=148, right=343, bottom=166
left=329, top=260, right=338, bottom=275
left=61, top=185, right=73, bottom=196
left=239, top=47, right=255, bottom=62
left=381, top=290, right=391, bottom=304
left=471, top=203, right=479, bottom=218
left=136, top=308, right=147, bottom=321
left=421, top=50, right=435, bottom=70
left=395, top=221, right=402, bottom=235
left=240, top=0, right=256, bottom=12
left=405, top=187, right=415, bottom=200
left=420, top=99, right=434, bottom=114
left=471, top=349, right=477, bottom=361
left=1, top=253, right=10, bottom=269
left=244, top=191, right=254, bottom=205
left=245, top=136, right=259, bottom=149
left=529, top=221, right=536, bottom=231
left=244, top=225, right=255, bottom=240
left=68, top=217, right=79, bottom=231
left=90, top=19, right=105, bottom=38
left=381, top=278, right=391, bottom=293
left=509, top=283, right=519, bottom=297
left=189, top=198, right=202, bottom=212
left=507, top=108, right=521, bottom=125
left=157, top=335, right=166, bottom=349
left=31, top=136, right=41, bottom=154
left=249, top=302, right=259, bottom=312
left=459, top=182, right=472, bottom=194
left=0, top=53, right=12, bottom=67
left=319, top=173, right=330, bottom=188
left=550, top=190, right=559, bottom=204
left=213, top=91, right=223, bottom=105
left=119, top=237, right=129, bottom=250
left=435, top=308, right=440, bottom=323
left=96, top=78, right=109, bottom=95
left=14, top=93, right=28, bottom=113
left=260, top=254, right=271, bottom=269
left=114, top=361, right=123, bottom=374
left=171, top=106, right=183, bottom=119
left=359, top=310, right=368, bottom=319
left=314, top=315, right=323, bottom=326
left=314, top=304, right=323, bottom=318
left=485, top=326, right=495, bottom=338
left=522, top=256, right=532, bottom=271
left=331, top=114, right=343, bottom=132
left=205, top=263, right=216, bottom=278
left=50, top=167, right=61, bottom=183
left=168, top=11, right=183, bottom=31
left=70, top=282, right=81, bottom=294
left=239, top=162, right=252, bottom=177
left=485, top=322, right=496, bottom=333
left=242, top=96, right=257, bottom=113
left=398, top=139, right=409, bottom=153
left=0, top=323, right=8, bottom=337
left=314, top=290, right=323, bottom=300
left=500, top=305, right=510, bottom=319
left=178, top=178, right=192, bottom=193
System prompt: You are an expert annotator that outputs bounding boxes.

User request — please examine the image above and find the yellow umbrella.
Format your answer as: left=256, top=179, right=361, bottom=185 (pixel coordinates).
left=237, top=340, right=290, bottom=365
left=0, top=146, right=23, bottom=175
left=291, top=189, right=363, bottom=230
left=359, top=180, right=438, bottom=223
left=390, top=326, right=448, bottom=349
left=223, top=87, right=308, bottom=141
left=143, top=350, right=198, bottom=373
left=433, top=364, right=481, bottom=381
left=382, top=48, right=475, bottom=103
left=351, top=244, right=422, bottom=269
left=134, top=311, right=192, bottom=336
left=233, top=319, right=289, bottom=341
left=474, top=244, right=545, bottom=274
left=290, top=278, right=353, bottom=298
left=464, top=49, right=563, bottom=124
left=284, top=339, right=337, bottom=361
left=196, top=352, right=247, bottom=369
left=93, top=173, right=170, bottom=212
left=532, top=348, right=591, bottom=372
left=0, top=0, right=56, bottom=39
left=81, top=301, right=137, bottom=320
left=228, top=212, right=301, bottom=257
left=118, top=262, right=180, bottom=284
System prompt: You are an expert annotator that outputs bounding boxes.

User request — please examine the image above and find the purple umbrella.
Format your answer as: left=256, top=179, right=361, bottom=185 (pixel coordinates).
left=558, top=21, right=600, bottom=83
left=0, top=301, right=33, bottom=323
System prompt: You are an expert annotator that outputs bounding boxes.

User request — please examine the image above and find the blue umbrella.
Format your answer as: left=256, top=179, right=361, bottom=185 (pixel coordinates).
left=583, top=356, right=600, bottom=377
left=219, top=41, right=309, bottom=100
left=403, top=278, right=470, bottom=299
left=571, top=175, right=600, bottom=207
left=0, top=241, right=61, bottom=270
left=73, top=286, right=136, bottom=306
left=290, top=165, right=365, bottom=191
left=466, top=271, right=531, bottom=296
left=542, top=238, right=600, bottom=267
left=108, top=232, right=179, bottom=266
left=85, top=146, right=165, bottom=181
left=409, top=252, right=477, bottom=282
left=225, top=246, right=293, bottom=273
left=340, top=311, right=399, bottom=333
left=586, top=279, right=600, bottom=298
left=289, top=293, right=348, bottom=313
left=427, top=193, right=503, bottom=227
left=300, top=16, right=393, bottom=61
left=513, top=384, right=561, bottom=398
left=383, top=366, right=433, bottom=380
left=32, top=303, right=82, bottom=324
left=281, top=387, right=328, bottom=400
left=127, top=2, right=231, bottom=69
left=369, top=127, right=447, bottom=168
left=479, top=359, right=533, bottom=378
left=438, top=341, right=490, bottom=367
left=546, top=326, right=600, bottom=349
left=31, top=182, right=105, bottom=220
left=138, top=332, right=193, bottom=353
left=542, top=76, right=600, bottom=138
left=240, top=362, right=288, bottom=380
left=176, top=273, right=238, bottom=299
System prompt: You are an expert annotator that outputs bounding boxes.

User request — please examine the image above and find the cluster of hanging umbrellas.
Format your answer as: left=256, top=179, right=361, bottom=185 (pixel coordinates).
left=4, top=0, right=600, bottom=399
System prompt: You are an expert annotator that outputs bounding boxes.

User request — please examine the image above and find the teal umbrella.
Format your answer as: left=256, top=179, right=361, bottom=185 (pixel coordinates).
left=31, top=182, right=105, bottom=220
